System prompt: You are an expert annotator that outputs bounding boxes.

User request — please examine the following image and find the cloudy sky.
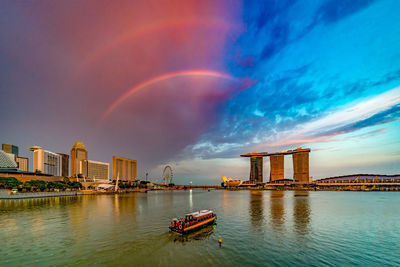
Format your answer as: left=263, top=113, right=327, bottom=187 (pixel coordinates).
left=1, top=0, right=399, bottom=184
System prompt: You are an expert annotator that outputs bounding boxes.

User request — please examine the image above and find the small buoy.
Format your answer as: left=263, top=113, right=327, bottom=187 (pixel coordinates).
left=218, top=236, right=222, bottom=246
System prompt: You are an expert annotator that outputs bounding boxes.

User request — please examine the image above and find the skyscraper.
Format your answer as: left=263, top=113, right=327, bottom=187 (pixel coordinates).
left=112, top=156, right=137, bottom=181
left=70, top=141, right=87, bottom=177
left=80, top=160, right=109, bottom=180
left=57, top=153, right=69, bottom=177
left=250, top=156, right=263, bottom=183
left=32, top=148, right=62, bottom=176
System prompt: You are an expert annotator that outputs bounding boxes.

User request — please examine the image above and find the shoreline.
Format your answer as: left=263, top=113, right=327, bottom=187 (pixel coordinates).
left=1, top=185, right=398, bottom=200
left=0, top=191, right=82, bottom=199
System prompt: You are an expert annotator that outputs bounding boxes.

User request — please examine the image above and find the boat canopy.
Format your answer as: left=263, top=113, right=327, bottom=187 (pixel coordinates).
left=185, top=210, right=213, bottom=218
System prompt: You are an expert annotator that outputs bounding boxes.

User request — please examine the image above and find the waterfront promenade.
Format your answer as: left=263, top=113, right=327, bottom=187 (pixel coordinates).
left=0, top=191, right=82, bottom=199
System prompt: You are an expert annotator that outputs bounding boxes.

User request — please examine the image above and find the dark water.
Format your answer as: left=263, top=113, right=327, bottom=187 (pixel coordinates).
left=1, top=190, right=400, bottom=266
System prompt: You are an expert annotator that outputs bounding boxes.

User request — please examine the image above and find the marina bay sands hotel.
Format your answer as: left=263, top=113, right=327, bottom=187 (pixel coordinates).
left=241, top=148, right=311, bottom=184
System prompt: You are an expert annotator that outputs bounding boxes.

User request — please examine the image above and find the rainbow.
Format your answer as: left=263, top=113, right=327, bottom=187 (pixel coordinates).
left=78, top=18, right=237, bottom=73
left=101, top=70, right=235, bottom=122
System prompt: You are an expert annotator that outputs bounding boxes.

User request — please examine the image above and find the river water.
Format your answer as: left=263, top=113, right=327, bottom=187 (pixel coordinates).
left=1, top=190, right=399, bottom=266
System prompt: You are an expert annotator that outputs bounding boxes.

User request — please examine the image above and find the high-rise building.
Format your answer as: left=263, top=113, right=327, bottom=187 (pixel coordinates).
left=16, top=157, right=28, bottom=172
left=70, top=141, right=87, bottom=177
left=293, top=152, right=310, bottom=183
left=270, top=155, right=284, bottom=182
left=57, top=153, right=69, bottom=177
left=32, top=148, right=62, bottom=176
left=2, top=144, right=19, bottom=157
left=250, top=156, right=263, bottom=183
left=112, top=156, right=137, bottom=181
left=80, top=160, right=109, bottom=180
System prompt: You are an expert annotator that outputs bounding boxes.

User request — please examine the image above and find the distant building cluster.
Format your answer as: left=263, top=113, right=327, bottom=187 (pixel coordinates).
left=241, top=148, right=311, bottom=184
left=1, top=144, right=29, bottom=172
left=0, top=142, right=137, bottom=181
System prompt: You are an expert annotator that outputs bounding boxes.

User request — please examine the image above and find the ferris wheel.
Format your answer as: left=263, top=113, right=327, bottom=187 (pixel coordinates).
left=162, top=165, right=173, bottom=185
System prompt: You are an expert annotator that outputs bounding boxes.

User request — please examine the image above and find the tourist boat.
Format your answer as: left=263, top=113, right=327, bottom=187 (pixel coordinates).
left=169, top=210, right=216, bottom=234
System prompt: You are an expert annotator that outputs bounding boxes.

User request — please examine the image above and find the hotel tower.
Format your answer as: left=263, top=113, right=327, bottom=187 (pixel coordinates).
left=70, top=141, right=87, bottom=177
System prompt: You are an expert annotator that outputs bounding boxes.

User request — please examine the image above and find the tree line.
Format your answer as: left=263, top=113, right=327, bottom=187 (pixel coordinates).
left=0, top=177, right=82, bottom=191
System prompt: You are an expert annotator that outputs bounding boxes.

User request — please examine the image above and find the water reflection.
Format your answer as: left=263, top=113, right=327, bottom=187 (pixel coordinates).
left=249, top=191, right=264, bottom=228
left=293, top=191, right=311, bottom=236
left=112, top=193, right=137, bottom=218
left=0, top=196, right=79, bottom=211
left=2, top=190, right=400, bottom=266
left=162, top=191, right=174, bottom=209
left=189, top=189, right=193, bottom=209
left=170, top=225, right=215, bottom=243
left=68, top=196, right=89, bottom=239
left=221, top=190, right=230, bottom=212
left=270, top=191, right=285, bottom=230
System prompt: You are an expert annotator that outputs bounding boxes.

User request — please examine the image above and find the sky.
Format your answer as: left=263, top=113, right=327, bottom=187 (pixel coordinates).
left=1, top=0, right=399, bottom=185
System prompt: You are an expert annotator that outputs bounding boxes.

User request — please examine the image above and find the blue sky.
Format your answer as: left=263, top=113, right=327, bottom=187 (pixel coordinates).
left=0, top=0, right=399, bottom=184
left=175, top=0, right=400, bottom=184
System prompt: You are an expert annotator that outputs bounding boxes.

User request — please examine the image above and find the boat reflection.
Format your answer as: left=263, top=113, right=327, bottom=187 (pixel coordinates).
left=293, top=191, right=311, bottom=236
left=169, top=224, right=215, bottom=243
left=270, top=191, right=285, bottom=230
left=249, top=191, right=264, bottom=228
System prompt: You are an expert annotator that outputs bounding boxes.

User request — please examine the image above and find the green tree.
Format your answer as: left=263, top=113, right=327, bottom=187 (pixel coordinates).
left=0, top=177, right=22, bottom=189
left=23, top=182, right=32, bottom=191
left=67, top=181, right=82, bottom=189
left=29, top=180, right=47, bottom=191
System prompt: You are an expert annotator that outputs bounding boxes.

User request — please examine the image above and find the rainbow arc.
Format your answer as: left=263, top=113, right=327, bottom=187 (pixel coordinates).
left=100, top=70, right=235, bottom=122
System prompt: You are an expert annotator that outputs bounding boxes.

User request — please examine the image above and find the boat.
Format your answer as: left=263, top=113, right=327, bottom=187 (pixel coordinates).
left=169, top=210, right=216, bottom=234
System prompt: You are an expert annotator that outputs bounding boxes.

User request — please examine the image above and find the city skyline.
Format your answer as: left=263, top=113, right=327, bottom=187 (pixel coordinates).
left=1, top=0, right=399, bottom=184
